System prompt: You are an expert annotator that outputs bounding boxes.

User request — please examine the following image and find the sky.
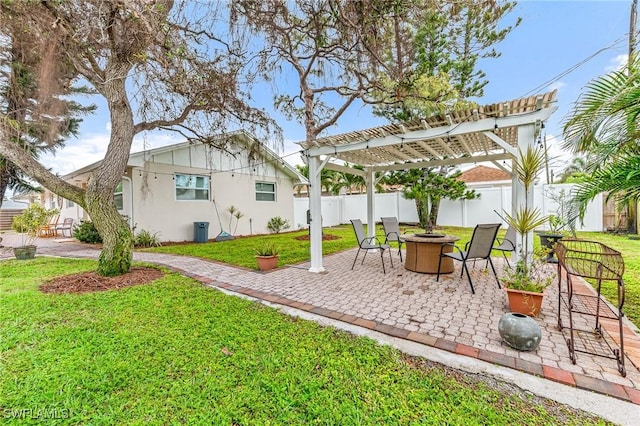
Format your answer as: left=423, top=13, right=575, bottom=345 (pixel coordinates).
left=40, top=0, right=636, bottom=181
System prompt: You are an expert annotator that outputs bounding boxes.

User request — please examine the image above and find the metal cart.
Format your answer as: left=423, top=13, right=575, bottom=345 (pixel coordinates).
left=555, top=239, right=626, bottom=377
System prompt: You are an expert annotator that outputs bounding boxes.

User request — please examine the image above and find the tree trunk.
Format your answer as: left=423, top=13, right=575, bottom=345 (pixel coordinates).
left=415, top=198, right=427, bottom=229
left=86, top=194, right=133, bottom=276
left=86, top=62, right=136, bottom=276
left=427, top=196, right=441, bottom=231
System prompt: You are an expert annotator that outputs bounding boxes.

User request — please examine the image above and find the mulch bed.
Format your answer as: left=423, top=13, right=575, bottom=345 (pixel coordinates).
left=39, top=267, right=164, bottom=294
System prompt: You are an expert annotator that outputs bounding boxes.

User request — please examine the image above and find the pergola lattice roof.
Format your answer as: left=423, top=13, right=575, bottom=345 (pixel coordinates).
left=299, top=90, right=557, bottom=170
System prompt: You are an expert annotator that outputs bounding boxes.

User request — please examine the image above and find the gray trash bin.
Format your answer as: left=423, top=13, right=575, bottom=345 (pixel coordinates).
left=193, top=221, right=209, bottom=243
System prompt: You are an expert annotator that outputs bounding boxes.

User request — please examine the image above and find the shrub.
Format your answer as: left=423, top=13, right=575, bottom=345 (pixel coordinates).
left=12, top=204, right=59, bottom=246
left=73, top=221, right=103, bottom=244
left=266, top=216, right=291, bottom=234
left=134, top=229, right=162, bottom=247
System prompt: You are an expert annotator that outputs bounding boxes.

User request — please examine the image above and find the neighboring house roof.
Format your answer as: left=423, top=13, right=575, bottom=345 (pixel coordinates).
left=1, top=198, right=28, bottom=209
left=63, top=130, right=308, bottom=184
left=458, top=165, right=511, bottom=184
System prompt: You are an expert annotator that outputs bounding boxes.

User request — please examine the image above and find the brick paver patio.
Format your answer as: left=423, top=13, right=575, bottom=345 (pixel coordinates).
left=2, top=235, right=639, bottom=406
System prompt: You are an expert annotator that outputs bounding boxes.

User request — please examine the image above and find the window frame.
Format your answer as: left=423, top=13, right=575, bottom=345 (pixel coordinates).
left=174, top=173, right=210, bottom=201
left=114, top=181, right=124, bottom=211
left=255, top=181, right=276, bottom=202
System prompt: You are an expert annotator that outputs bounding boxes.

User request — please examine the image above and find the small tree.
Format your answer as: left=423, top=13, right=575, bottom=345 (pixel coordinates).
left=383, top=166, right=478, bottom=232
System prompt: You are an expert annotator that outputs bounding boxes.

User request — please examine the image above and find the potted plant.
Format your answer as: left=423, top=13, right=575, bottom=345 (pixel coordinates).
left=536, top=215, right=565, bottom=263
left=502, top=254, right=554, bottom=317
left=254, top=241, right=279, bottom=271
left=503, top=146, right=555, bottom=317
left=11, top=204, right=59, bottom=260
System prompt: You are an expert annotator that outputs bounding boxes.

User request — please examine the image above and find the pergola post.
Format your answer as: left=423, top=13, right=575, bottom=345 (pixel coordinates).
left=514, top=123, right=537, bottom=264
left=308, top=155, right=325, bottom=273
left=365, top=168, right=375, bottom=239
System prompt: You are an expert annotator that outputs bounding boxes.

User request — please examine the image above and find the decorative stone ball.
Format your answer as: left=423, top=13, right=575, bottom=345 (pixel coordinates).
left=498, top=312, right=542, bottom=351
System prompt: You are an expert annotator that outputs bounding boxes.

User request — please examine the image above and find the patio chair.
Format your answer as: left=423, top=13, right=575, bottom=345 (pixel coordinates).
left=436, top=223, right=502, bottom=294
left=55, top=217, right=74, bottom=238
left=381, top=216, right=405, bottom=262
left=493, top=225, right=517, bottom=268
left=350, top=219, right=393, bottom=274
left=38, top=214, right=59, bottom=238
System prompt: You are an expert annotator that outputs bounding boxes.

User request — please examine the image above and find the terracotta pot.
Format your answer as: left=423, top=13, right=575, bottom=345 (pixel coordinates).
left=256, top=255, right=278, bottom=271
left=13, top=245, right=37, bottom=260
left=505, top=288, right=545, bottom=317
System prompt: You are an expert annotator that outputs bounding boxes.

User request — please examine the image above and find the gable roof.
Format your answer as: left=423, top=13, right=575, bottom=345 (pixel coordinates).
left=459, top=165, right=511, bottom=183
left=63, top=130, right=307, bottom=183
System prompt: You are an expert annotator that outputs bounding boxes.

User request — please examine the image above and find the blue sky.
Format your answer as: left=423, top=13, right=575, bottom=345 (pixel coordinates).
left=42, top=0, right=635, bottom=179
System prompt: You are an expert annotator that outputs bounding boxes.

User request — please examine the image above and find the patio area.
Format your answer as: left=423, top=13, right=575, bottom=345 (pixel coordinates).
left=2, top=234, right=639, bottom=410
left=218, top=250, right=640, bottom=393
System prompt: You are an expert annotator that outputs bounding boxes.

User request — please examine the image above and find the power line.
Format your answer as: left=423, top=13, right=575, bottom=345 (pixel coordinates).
left=520, top=35, right=629, bottom=98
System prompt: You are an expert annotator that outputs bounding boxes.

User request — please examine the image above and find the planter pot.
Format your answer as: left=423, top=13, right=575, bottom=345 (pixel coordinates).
left=498, top=312, right=542, bottom=351
left=536, top=232, right=564, bottom=263
left=505, top=288, right=545, bottom=317
left=256, top=255, right=278, bottom=271
left=13, top=245, right=37, bottom=260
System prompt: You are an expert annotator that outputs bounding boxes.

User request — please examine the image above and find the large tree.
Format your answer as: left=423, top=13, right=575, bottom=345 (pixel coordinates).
left=0, top=0, right=274, bottom=275
left=0, top=22, right=93, bottom=207
left=374, top=0, right=519, bottom=121
left=233, top=0, right=436, bottom=147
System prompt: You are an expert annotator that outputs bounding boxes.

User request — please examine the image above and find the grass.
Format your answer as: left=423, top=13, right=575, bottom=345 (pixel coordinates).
left=0, top=258, right=608, bottom=425
left=147, top=226, right=357, bottom=269
left=145, top=225, right=640, bottom=327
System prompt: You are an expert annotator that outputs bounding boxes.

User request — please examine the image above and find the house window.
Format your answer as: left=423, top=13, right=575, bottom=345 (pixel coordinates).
left=256, top=181, right=276, bottom=201
left=175, top=174, right=209, bottom=200
left=67, top=199, right=75, bottom=208
left=114, top=182, right=124, bottom=210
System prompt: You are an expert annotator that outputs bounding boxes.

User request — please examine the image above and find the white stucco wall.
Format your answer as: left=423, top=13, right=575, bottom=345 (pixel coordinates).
left=124, top=142, right=297, bottom=242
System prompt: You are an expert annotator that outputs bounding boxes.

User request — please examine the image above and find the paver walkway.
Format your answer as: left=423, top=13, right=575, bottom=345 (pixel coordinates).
left=2, top=234, right=640, bottom=410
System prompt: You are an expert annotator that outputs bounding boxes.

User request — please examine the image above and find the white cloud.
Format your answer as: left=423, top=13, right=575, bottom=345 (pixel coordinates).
left=605, top=54, right=627, bottom=72
left=41, top=133, right=111, bottom=176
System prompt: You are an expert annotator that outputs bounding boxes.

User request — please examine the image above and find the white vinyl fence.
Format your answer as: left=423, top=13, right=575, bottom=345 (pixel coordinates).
left=293, top=184, right=603, bottom=232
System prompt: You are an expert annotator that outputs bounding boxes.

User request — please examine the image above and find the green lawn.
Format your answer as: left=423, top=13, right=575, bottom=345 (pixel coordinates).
left=145, top=225, right=640, bottom=327
left=0, top=258, right=608, bottom=425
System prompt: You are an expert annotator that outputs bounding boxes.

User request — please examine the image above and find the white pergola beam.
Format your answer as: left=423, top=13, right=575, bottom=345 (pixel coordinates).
left=371, top=153, right=511, bottom=173
left=324, top=162, right=367, bottom=177
left=483, top=131, right=517, bottom=156
left=305, top=107, right=556, bottom=157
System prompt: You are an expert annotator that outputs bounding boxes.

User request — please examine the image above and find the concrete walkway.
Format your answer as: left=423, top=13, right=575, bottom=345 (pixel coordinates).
left=2, top=233, right=639, bottom=424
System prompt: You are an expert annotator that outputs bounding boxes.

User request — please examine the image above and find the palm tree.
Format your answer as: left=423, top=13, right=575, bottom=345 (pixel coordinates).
left=556, top=155, right=589, bottom=183
left=562, top=57, right=640, bottom=232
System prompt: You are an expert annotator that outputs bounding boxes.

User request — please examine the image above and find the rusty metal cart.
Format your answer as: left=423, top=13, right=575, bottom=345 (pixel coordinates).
left=555, top=239, right=626, bottom=377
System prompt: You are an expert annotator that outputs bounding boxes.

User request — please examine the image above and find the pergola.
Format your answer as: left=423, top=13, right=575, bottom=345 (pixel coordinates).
left=298, top=91, right=558, bottom=272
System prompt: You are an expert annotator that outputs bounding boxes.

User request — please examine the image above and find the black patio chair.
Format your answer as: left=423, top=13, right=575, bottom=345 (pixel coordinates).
left=381, top=216, right=405, bottom=262
left=436, top=223, right=502, bottom=294
left=493, top=225, right=517, bottom=268
left=350, top=219, right=393, bottom=274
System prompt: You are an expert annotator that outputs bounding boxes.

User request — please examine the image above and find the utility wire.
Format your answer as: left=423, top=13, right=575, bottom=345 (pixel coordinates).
left=520, top=34, right=629, bottom=98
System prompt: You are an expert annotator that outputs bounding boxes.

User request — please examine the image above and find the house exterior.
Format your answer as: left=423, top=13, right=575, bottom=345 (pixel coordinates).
left=42, top=131, right=306, bottom=242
